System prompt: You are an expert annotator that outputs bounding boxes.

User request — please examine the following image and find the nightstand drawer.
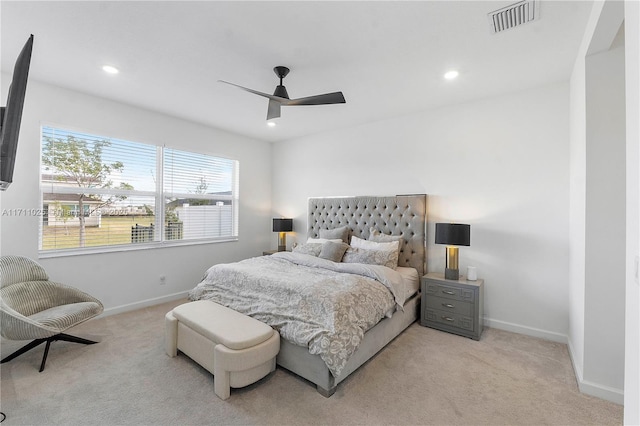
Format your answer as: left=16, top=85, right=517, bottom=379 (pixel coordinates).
left=425, top=296, right=473, bottom=316
left=424, top=309, right=475, bottom=332
left=425, top=283, right=475, bottom=303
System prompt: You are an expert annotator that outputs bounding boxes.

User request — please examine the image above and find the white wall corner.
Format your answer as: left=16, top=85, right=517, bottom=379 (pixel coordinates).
left=567, top=338, right=624, bottom=405
left=586, top=0, right=625, bottom=55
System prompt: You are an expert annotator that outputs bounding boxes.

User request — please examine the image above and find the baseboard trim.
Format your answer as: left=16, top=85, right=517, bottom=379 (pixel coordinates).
left=100, top=291, right=189, bottom=318
left=483, top=317, right=568, bottom=343
left=567, top=339, right=624, bottom=405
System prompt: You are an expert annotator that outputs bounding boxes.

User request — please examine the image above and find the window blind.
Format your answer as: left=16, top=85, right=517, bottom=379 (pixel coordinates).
left=40, top=126, right=239, bottom=253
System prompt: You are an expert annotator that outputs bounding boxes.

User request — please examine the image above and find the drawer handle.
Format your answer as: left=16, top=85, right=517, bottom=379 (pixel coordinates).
left=442, top=303, right=455, bottom=309
left=441, top=316, right=455, bottom=322
left=442, top=290, right=456, bottom=295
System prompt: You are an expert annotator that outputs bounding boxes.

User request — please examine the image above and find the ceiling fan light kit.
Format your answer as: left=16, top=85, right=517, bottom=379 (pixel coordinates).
left=219, top=66, right=346, bottom=121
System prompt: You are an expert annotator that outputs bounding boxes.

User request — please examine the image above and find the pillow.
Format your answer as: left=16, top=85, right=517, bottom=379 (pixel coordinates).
left=351, top=235, right=399, bottom=252
left=319, top=241, right=349, bottom=262
left=306, top=237, right=343, bottom=244
left=319, top=226, right=350, bottom=243
left=342, top=246, right=399, bottom=269
left=292, top=243, right=323, bottom=257
left=369, top=227, right=403, bottom=246
left=350, top=235, right=400, bottom=269
left=368, top=227, right=404, bottom=261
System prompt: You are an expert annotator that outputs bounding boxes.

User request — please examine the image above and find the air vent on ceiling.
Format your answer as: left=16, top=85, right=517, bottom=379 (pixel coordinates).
left=488, top=0, right=539, bottom=34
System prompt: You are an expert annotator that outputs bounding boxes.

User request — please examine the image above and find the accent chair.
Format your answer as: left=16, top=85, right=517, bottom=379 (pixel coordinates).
left=0, top=255, right=104, bottom=372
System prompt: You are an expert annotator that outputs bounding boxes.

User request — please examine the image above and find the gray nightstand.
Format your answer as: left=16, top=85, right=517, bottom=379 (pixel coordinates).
left=420, top=273, right=484, bottom=340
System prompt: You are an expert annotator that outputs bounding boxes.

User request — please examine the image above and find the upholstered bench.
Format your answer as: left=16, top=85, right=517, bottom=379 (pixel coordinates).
left=165, top=300, right=280, bottom=400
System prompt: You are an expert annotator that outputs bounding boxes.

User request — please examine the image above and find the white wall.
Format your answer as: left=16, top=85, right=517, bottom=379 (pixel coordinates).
left=273, top=82, right=570, bottom=342
left=0, top=77, right=272, bottom=313
left=569, top=0, right=631, bottom=406
left=568, top=1, right=592, bottom=382
left=624, top=1, right=640, bottom=423
left=584, top=26, right=626, bottom=394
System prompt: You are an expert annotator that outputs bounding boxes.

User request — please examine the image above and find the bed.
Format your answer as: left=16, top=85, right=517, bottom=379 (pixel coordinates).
left=189, top=194, right=427, bottom=396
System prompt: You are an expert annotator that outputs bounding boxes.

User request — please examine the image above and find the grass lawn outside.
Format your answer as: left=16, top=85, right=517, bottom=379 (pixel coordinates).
left=42, top=215, right=155, bottom=250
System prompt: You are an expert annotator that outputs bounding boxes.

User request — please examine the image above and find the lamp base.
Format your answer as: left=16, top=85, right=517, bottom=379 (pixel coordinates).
left=278, top=232, right=287, bottom=252
left=444, top=246, right=460, bottom=280
left=444, top=268, right=460, bottom=280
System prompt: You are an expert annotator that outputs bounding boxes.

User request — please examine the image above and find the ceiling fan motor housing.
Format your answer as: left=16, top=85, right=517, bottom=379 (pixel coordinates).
left=273, top=85, right=289, bottom=99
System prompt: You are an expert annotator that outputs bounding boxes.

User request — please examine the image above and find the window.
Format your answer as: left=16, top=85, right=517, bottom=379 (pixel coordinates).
left=40, top=126, right=239, bottom=254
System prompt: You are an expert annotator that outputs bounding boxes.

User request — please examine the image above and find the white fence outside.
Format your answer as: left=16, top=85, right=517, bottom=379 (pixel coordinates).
left=175, top=204, right=233, bottom=239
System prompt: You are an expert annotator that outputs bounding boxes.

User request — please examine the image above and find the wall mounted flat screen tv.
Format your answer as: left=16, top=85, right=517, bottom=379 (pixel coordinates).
left=0, top=34, right=34, bottom=191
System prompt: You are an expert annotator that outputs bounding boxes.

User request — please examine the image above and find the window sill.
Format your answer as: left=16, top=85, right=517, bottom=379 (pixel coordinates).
left=38, top=237, right=239, bottom=259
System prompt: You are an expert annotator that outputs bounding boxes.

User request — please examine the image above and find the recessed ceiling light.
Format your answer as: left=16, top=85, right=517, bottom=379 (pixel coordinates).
left=444, top=70, right=459, bottom=80
left=102, top=65, right=119, bottom=74
left=267, top=121, right=276, bottom=127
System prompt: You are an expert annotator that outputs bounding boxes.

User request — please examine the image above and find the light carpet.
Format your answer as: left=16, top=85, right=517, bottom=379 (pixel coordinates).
left=0, top=299, right=623, bottom=425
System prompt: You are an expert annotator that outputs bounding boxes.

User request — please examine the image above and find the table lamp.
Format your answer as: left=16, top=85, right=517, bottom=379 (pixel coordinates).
left=435, top=223, right=470, bottom=280
left=273, top=218, right=293, bottom=252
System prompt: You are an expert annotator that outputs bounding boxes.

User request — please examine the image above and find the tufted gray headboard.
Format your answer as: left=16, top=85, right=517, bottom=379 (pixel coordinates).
left=308, top=195, right=427, bottom=276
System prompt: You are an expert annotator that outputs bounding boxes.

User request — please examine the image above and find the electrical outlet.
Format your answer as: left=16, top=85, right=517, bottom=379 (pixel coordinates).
left=160, top=275, right=166, bottom=285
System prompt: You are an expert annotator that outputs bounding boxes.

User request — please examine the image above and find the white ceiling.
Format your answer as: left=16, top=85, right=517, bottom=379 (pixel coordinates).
left=1, top=1, right=593, bottom=143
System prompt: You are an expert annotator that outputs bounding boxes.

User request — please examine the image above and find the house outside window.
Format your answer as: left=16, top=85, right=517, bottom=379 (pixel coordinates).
left=40, top=126, right=239, bottom=254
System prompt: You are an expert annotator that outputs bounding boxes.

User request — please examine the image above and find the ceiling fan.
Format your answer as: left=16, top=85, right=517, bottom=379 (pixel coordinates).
left=219, top=66, right=346, bottom=121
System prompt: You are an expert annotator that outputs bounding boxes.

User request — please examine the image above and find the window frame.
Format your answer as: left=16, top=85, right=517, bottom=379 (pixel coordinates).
left=39, top=125, right=239, bottom=258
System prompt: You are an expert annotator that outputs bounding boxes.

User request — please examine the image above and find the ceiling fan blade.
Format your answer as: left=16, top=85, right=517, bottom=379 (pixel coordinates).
left=285, top=92, right=346, bottom=106
left=218, top=80, right=287, bottom=102
left=267, top=99, right=281, bottom=120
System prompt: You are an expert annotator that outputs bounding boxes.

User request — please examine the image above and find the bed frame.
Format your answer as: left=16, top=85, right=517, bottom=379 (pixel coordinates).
left=275, top=195, right=427, bottom=396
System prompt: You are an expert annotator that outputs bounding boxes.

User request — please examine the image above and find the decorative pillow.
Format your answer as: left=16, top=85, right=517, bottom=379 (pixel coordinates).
left=319, top=241, right=350, bottom=263
left=369, top=227, right=403, bottom=244
left=292, top=243, right=323, bottom=257
left=369, top=227, right=404, bottom=258
left=306, top=237, right=343, bottom=244
left=342, top=246, right=399, bottom=269
left=350, top=235, right=399, bottom=252
left=319, top=226, right=350, bottom=243
left=350, top=235, right=400, bottom=269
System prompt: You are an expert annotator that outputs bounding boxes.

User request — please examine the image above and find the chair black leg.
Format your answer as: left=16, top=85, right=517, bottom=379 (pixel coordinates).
left=54, top=333, right=99, bottom=346
left=1, top=333, right=99, bottom=372
left=39, top=340, right=52, bottom=373
left=1, top=338, right=48, bottom=364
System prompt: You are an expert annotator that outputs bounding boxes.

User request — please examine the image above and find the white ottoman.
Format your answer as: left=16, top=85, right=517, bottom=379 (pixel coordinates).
left=165, top=300, right=280, bottom=400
